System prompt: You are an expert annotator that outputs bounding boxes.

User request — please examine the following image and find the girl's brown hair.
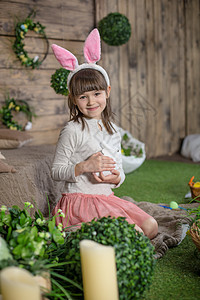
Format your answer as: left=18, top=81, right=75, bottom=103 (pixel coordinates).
left=68, top=68, right=115, bottom=134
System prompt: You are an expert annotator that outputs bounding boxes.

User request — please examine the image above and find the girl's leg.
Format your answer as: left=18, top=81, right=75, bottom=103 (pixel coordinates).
left=140, top=217, right=158, bottom=239
left=135, top=224, right=144, bottom=235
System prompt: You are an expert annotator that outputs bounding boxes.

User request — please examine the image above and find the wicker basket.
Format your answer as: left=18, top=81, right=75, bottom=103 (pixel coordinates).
left=189, top=185, right=200, bottom=200
left=190, top=223, right=200, bottom=251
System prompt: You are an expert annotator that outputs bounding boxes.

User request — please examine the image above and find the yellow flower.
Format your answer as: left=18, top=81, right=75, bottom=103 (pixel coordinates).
left=121, top=149, right=125, bottom=155
left=8, top=102, right=15, bottom=110
left=34, top=27, right=39, bottom=33
left=22, top=57, right=28, bottom=63
left=10, top=126, right=17, bottom=130
left=20, top=31, right=24, bottom=39
left=19, top=54, right=27, bottom=63
left=24, top=24, right=28, bottom=29
left=15, top=106, right=20, bottom=111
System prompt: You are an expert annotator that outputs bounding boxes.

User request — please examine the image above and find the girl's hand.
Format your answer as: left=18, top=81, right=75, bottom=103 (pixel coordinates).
left=75, top=152, right=116, bottom=176
left=92, top=169, right=121, bottom=185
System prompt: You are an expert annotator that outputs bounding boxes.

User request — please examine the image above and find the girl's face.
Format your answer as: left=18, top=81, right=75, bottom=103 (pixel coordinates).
left=74, top=86, right=111, bottom=119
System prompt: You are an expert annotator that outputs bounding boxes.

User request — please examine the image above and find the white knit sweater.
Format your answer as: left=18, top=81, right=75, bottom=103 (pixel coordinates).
left=51, top=118, right=125, bottom=196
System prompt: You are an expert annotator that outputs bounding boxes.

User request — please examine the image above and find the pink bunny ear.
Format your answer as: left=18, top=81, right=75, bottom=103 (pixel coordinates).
left=51, top=44, right=78, bottom=71
left=84, top=28, right=101, bottom=63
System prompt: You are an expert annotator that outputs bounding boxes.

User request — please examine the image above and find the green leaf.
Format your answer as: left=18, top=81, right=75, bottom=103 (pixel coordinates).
left=17, top=230, right=29, bottom=245
left=50, top=278, right=74, bottom=300
left=48, top=219, right=55, bottom=234
left=12, top=244, right=23, bottom=256
left=21, top=246, right=32, bottom=259
left=37, top=209, right=44, bottom=220
left=50, top=271, right=83, bottom=290
left=2, top=214, right=11, bottom=226
left=30, top=226, right=38, bottom=239
left=52, top=229, right=64, bottom=244
left=19, top=212, right=26, bottom=226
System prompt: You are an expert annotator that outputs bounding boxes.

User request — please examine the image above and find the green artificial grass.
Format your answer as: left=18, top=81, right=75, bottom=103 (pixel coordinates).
left=114, top=159, right=200, bottom=204
left=143, top=235, right=200, bottom=300
left=114, top=159, right=200, bottom=300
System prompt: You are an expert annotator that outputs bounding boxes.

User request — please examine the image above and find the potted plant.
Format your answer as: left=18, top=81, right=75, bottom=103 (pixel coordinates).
left=119, top=127, right=146, bottom=174
left=0, top=202, right=82, bottom=299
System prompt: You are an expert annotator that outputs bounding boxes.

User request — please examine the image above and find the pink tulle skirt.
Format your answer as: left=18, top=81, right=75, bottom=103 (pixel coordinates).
left=52, top=192, right=151, bottom=229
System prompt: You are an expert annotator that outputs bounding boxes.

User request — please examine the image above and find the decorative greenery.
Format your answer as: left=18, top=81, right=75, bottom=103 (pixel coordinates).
left=0, top=202, right=65, bottom=264
left=13, top=11, right=49, bottom=69
left=0, top=95, right=36, bottom=130
left=0, top=202, right=82, bottom=299
left=188, top=177, right=200, bottom=234
left=121, top=133, right=143, bottom=157
left=185, top=193, right=200, bottom=253
left=59, top=216, right=155, bottom=300
left=98, top=12, right=131, bottom=46
left=51, top=68, right=70, bottom=96
left=187, top=198, right=200, bottom=228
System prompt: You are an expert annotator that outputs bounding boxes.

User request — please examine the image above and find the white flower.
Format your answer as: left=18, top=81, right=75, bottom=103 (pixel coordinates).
left=25, top=121, right=32, bottom=131
left=36, top=218, right=46, bottom=226
left=58, top=223, right=63, bottom=231
left=62, top=231, right=66, bottom=238
left=33, top=55, right=39, bottom=63
left=45, top=232, right=51, bottom=239
left=36, top=218, right=42, bottom=225
left=39, top=232, right=45, bottom=238
left=34, top=241, right=44, bottom=256
left=57, top=209, right=65, bottom=218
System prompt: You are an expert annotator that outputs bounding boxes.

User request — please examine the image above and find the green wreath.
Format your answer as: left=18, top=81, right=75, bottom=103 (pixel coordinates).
left=13, top=11, right=49, bottom=69
left=0, top=96, right=36, bottom=130
left=51, top=68, right=70, bottom=96
left=98, top=12, right=131, bottom=46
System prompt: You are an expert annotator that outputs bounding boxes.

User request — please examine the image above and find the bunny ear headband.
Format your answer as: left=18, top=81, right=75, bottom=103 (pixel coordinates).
left=51, top=28, right=110, bottom=90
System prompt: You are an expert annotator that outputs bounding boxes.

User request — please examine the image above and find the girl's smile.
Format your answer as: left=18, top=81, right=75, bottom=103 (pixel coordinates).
left=87, top=106, right=99, bottom=111
left=74, top=87, right=111, bottom=119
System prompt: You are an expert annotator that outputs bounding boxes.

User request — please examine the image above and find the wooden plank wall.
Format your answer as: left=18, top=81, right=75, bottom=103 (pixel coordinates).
left=185, top=0, right=200, bottom=135
left=95, top=0, right=200, bottom=158
left=0, top=0, right=94, bottom=144
left=0, top=0, right=199, bottom=157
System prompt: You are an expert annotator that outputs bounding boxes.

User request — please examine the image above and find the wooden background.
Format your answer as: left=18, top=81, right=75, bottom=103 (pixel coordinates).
left=0, top=0, right=200, bottom=158
left=0, top=0, right=94, bottom=144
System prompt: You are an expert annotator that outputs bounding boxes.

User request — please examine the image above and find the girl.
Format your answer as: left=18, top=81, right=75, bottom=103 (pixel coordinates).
left=51, top=29, right=158, bottom=239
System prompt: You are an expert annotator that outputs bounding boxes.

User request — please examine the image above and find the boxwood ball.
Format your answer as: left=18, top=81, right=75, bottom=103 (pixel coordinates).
left=63, top=216, right=155, bottom=300
left=98, top=12, right=131, bottom=46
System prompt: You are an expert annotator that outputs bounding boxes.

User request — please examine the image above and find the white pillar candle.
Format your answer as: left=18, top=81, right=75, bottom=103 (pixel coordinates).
left=0, top=267, right=41, bottom=300
left=80, top=240, right=119, bottom=300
